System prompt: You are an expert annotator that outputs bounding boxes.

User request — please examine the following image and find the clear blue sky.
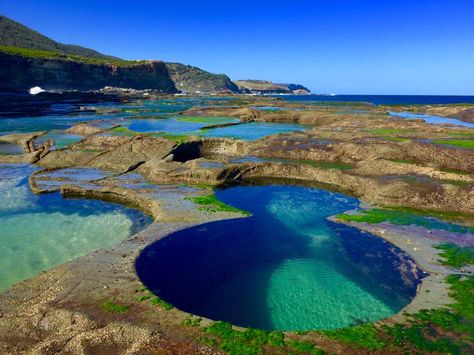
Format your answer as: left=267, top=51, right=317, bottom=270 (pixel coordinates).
left=1, top=0, right=473, bottom=94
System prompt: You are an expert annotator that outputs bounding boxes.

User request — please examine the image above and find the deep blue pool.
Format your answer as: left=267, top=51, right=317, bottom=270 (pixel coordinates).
left=136, top=185, right=423, bottom=330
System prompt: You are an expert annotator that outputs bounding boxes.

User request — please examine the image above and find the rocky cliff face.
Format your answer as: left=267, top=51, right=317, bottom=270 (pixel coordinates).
left=0, top=52, right=177, bottom=92
left=166, top=63, right=239, bottom=94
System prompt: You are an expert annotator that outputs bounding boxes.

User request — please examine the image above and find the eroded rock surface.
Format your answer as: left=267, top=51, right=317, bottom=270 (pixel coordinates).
left=0, top=98, right=473, bottom=354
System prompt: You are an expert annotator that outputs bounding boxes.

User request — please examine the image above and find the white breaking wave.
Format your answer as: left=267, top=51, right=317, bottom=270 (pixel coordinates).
left=29, top=86, right=45, bottom=95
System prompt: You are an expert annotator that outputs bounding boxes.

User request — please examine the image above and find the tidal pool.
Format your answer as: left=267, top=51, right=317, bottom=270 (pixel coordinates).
left=34, top=130, right=82, bottom=149
left=1, top=98, right=308, bottom=142
left=389, top=111, right=474, bottom=128
left=136, top=185, right=422, bottom=330
left=0, top=142, right=24, bottom=155
left=126, top=116, right=239, bottom=134
left=201, top=122, right=308, bottom=140
left=122, top=119, right=307, bottom=140
left=0, top=112, right=123, bottom=134
left=0, top=164, right=151, bottom=291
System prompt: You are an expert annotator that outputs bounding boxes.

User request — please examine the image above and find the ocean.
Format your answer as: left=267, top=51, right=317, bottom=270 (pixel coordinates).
left=276, top=95, right=474, bottom=105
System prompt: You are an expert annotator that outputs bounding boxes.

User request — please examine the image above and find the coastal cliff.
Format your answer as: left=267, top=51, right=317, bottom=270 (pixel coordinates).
left=0, top=50, right=177, bottom=92
left=165, top=63, right=239, bottom=94
left=0, top=15, right=236, bottom=94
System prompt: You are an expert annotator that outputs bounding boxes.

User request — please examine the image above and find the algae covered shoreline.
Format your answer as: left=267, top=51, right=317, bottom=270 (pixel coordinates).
left=0, top=94, right=473, bottom=354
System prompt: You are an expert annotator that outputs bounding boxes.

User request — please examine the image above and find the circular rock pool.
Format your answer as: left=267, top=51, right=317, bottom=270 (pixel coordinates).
left=136, top=185, right=423, bottom=331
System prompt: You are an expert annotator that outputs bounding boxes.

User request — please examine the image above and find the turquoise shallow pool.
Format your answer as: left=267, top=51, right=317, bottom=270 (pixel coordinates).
left=0, top=164, right=151, bottom=291
left=125, top=116, right=239, bottom=134
left=34, top=130, right=82, bottom=149
left=136, top=185, right=423, bottom=330
left=123, top=119, right=307, bottom=140
left=0, top=98, right=308, bottom=141
left=389, top=111, right=474, bottom=128
left=200, top=122, right=308, bottom=140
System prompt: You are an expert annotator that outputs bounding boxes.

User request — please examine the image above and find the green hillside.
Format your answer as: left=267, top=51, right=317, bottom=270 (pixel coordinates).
left=0, top=15, right=116, bottom=60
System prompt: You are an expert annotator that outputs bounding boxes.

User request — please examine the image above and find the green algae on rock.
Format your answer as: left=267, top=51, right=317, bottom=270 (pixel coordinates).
left=186, top=194, right=250, bottom=215
left=101, top=300, right=130, bottom=313
left=336, top=208, right=474, bottom=233
left=434, top=243, right=474, bottom=268
left=433, top=139, right=474, bottom=149
left=319, top=275, right=474, bottom=353
left=176, top=116, right=238, bottom=125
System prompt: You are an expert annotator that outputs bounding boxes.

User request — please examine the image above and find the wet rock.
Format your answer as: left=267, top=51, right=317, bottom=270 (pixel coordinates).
left=87, top=136, right=176, bottom=172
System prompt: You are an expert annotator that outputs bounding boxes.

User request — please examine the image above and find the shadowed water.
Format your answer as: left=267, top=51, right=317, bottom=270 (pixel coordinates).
left=0, top=112, right=123, bottom=134
left=136, top=185, right=423, bottom=330
left=0, top=164, right=151, bottom=291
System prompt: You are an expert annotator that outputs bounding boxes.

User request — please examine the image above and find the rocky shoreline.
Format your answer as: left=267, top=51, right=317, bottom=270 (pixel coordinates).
left=0, top=96, right=473, bottom=353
